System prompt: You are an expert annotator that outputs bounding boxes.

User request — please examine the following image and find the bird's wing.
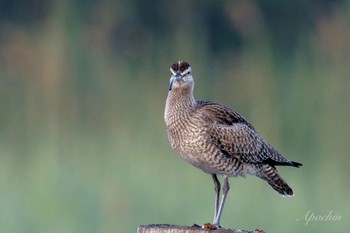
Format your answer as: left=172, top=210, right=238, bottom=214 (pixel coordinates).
left=196, top=100, right=255, bottom=127
left=196, top=101, right=293, bottom=165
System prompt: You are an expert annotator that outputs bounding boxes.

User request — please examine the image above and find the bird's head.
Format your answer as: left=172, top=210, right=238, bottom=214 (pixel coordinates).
left=168, top=61, right=194, bottom=91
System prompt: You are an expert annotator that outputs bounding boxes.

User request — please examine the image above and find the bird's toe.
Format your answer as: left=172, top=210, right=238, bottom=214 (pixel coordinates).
left=202, top=223, right=219, bottom=230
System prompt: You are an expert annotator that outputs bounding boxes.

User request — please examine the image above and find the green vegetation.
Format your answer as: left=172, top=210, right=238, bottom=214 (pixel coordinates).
left=0, top=1, right=349, bottom=232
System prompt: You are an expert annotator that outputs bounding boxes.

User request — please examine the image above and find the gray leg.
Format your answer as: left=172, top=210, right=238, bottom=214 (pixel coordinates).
left=211, top=174, right=220, bottom=222
left=213, top=175, right=230, bottom=227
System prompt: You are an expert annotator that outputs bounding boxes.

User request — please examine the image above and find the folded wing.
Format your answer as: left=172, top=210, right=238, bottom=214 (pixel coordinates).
left=196, top=101, right=301, bottom=167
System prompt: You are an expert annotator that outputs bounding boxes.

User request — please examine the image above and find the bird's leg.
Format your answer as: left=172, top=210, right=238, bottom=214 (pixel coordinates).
left=211, top=174, right=221, bottom=222
left=213, top=175, right=230, bottom=227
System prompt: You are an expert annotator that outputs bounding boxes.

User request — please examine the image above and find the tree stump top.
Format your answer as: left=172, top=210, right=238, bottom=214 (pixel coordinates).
left=138, top=224, right=265, bottom=233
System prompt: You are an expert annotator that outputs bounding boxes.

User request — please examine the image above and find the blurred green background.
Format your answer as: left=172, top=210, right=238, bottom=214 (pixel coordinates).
left=1, top=0, right=349, bottom=232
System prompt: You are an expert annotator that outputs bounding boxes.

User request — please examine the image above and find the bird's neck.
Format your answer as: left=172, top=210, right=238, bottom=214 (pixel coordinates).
left=167, top=87, right=195, bottom=108
left=165, top=88, right=196, bottom=123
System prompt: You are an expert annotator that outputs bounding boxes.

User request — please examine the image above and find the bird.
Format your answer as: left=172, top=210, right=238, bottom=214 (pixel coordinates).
left=164, top=61, right=302, bottom=228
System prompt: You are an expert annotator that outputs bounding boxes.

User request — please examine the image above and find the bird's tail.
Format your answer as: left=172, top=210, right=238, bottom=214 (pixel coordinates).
left=258, top=164, right=294, bottom=196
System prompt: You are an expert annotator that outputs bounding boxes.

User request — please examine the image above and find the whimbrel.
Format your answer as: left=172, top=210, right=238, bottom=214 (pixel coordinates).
left=164, top=61, right=302, bottom=228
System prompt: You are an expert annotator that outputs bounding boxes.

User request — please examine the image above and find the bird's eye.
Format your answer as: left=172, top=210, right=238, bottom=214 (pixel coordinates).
left=181, top=71, right=190, bottom=76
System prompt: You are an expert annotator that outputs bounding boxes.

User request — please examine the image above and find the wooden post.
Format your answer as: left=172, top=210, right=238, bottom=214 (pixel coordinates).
left=137, top=224, right=264, bottom=233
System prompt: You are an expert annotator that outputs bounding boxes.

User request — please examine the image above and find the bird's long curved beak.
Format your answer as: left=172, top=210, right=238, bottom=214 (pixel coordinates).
left=169, top=73, right=181, bottom=91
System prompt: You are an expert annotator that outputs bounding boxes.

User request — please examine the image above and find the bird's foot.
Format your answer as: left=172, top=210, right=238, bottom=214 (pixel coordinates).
left=202, top=223, right=221, bottom=230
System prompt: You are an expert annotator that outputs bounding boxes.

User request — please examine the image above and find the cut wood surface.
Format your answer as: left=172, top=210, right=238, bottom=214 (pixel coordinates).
left=137, top=224, right=265, bottom=233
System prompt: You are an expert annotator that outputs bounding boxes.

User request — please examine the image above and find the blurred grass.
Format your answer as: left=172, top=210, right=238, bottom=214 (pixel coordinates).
left=0, top=1, right=350, bottom=233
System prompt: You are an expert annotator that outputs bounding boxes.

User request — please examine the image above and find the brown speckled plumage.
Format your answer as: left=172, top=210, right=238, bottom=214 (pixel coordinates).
left=164, top=61, right=302, bottom=227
